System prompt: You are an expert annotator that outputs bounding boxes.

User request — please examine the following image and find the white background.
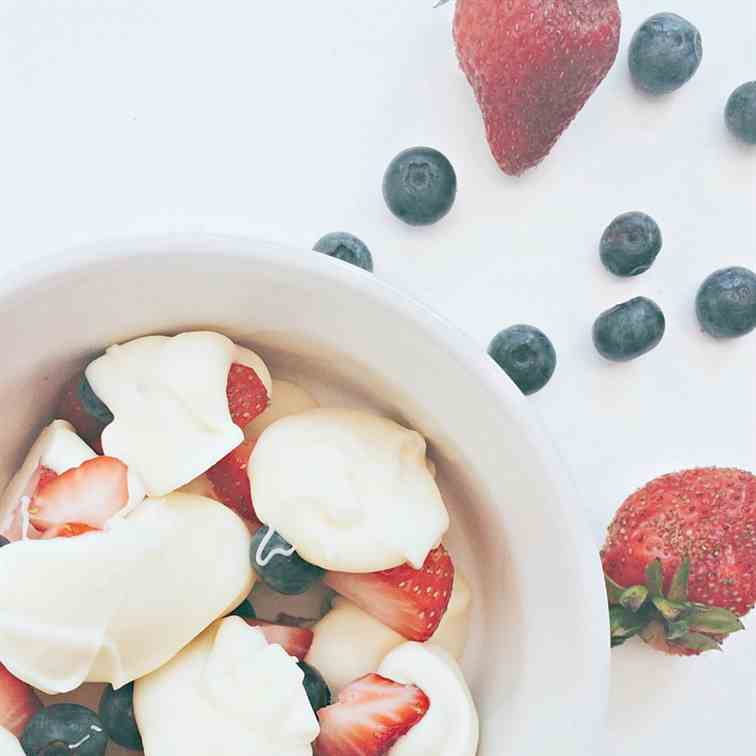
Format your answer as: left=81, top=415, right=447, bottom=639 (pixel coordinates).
left=0, top=1, right=754, bottom=753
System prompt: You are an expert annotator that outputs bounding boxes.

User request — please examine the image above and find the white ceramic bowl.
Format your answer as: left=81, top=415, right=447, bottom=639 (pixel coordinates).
left=0, top=234, right=608, bottom=755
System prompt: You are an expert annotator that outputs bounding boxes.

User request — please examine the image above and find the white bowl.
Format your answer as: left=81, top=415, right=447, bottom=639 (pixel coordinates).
left=0, top=234, right=608, bottom=755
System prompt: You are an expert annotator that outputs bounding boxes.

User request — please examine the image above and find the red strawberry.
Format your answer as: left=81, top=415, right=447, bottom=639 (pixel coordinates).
left=0, top=663, right=41, bottom=737
left=324, top=545, right=454, bottom=642
left=316, top=673, right=429, bottom=756
left=227, top=363, right=269, bottom=429
left=452, top=0, right=621, bottom=175
left=243, top=619, right=314, bottom=660
left=29, top=456, right=129, bottom=534
left=602, top=468, right=756, bottom=655
left=205, top=440, right=260, bottom=525
left=56, top=374, right=107, bottom=453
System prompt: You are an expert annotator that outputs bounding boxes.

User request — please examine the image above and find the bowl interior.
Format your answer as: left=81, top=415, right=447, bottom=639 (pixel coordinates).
left=0, top=236, right=608, bottom=754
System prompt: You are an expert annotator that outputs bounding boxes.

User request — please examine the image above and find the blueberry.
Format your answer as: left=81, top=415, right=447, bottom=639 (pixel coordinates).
left=250, top=526, right=324, bottom=595
left=629, top=13, right=703, bottom=95
left=98, top=682, right=142, bottom=751
left=297, top=661, right=331, bottom=714
left=314, top=232, right=373, bottom=272
left=382, top=147, right=457, bottom=226
left=21, top=704, right=107, bottom=756
left=78, top=376, right=113, bottom=424
left=696, top=266, right=756, bottom=339
left=593, top=297, right=665, bottom=361
left=600, top=212, right=662, bottom=277
left=0, top=535, right=9, bottom=548
left=230, top=598, right=257, bottom=619
left=488, top=325, right=556, bottom=395
left=725, top=82, right=756, bottom=145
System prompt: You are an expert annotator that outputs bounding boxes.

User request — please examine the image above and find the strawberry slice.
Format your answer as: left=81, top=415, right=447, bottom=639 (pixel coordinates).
left=56, top=373, right=109, bottom=453
left=0, top=664, right=41, bottom=737
left=205, top=440, right=260, bottom=525
left=324, top=545, right=455, bottom=642
left=226, top=363, right=269, bottom=428
left=316, top=673, right=429, bottom=756
left=244, top=619, right=314, bottom=660
left=29, top=456, right=129, bottom=533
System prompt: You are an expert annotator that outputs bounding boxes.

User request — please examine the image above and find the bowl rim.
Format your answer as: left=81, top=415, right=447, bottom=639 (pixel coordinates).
left=1, top=232, right=610, bottom=748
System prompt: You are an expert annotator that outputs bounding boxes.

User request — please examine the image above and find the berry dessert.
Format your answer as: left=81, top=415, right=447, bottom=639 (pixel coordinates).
left=0, top=330, right=479, bottom=755
left=603, top=468, right=756, bottom=655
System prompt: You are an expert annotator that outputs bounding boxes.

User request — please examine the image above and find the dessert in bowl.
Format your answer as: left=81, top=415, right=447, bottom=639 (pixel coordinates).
left=0, top=235, right=608, bottom=755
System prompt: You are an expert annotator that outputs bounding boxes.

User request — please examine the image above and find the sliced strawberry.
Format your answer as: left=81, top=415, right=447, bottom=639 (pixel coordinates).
left=226, top=363, right=269, bottom=428
left=56, top=373, right=108, bottom=453
left=316, top=673, right=429, bottom=756
left=41, top=522, right=100, bottom=539
left=324, top=545, right=455, bottom=642
left=29, top=456, right=129, bottom=533
left=244, top=619, right=314, bottom=660
left=36, top=466, right=58, bottom=493
left=0, top=664, right=41, bottom=737
left=205, top=440, right=260, bottom=525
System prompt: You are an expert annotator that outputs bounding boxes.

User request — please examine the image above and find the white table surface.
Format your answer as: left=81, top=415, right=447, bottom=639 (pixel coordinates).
left=0, top=1, right=754, bottom=753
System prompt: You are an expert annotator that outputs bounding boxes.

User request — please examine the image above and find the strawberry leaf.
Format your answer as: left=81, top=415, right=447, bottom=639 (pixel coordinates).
left=644, top=559, right=663, bottom=598
left=667, top=558, right=690, bottom=602
left=687, top=606, right=745, bottom=635
left=609, top=605, right=644, bottom=640
left=665, top=620, right=689, bottom=640
left=675, top=632, right=722, bottom=653
left=651, top=597, right=686, bottom=622
left=605, top=574, right=626, bottom=605
left=619, top=585, right=648, bottom=612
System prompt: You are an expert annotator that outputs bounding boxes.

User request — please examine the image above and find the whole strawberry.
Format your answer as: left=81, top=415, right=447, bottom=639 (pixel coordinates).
left=453, top=0, right=621, bottom=175
left=602, top=468, right=756, bottom=655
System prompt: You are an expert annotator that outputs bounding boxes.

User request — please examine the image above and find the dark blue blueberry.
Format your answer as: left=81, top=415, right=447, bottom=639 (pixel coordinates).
left=696, top=266, right=756, bottom=339
left=78, top=376, right=113, bottom=424
left=314, top=232, right=373, bottom=272
left=488, top=325, right=557, bottom=395
left=297, top=660, right=332, bottom=714
left=21, top=704, right=107, bottom=756
left=600, top=212, right=662, bottom=277
left=230, top=598, right=257, bottom=619
left=0, top=535, right=9, bottom=548
left=382, top=147, right=457, bottom=226
left=725, top=82, right=756, bottom=145
left=593, top=297, right=665, bottom=361
left=629, top=13, right=703, bottom=95
left=98, top=682, right=142, bottom=751
left=250, top=526, right=324, bottom=595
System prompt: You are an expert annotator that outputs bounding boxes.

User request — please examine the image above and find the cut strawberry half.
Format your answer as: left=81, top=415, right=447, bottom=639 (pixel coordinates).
left=29, top=456, right=129, bottom=534
left=324, top=545, right=455, bottom=641
left=226, top=363, right=269, bottom=429
left=0, top=664, right=41, bottom=737
left=244, top=619, right=314, bottom=660
left=205, top=440, right=260, bottom=525
left=56, top=373, right=110, bottom=453
left=316, top=673, right=429, bottom=756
